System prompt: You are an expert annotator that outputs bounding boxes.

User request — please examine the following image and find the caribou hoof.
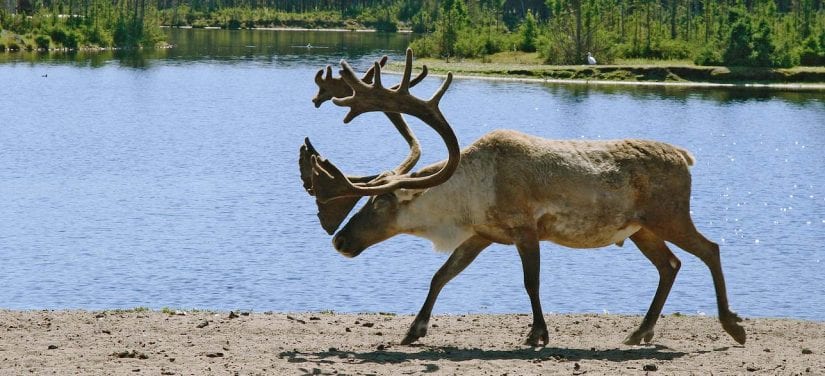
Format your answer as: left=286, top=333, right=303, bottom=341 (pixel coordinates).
left=400, top=320, right=428, bottom=345
left=622, top=328, right=655, bottom=346
left=722, top=312, right=746, bottom=345
left=524, top=325, right=549, bottom=347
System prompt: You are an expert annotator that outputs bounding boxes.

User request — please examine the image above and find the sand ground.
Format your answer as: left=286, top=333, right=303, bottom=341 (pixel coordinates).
left=1, top=310, right=823, bottom=375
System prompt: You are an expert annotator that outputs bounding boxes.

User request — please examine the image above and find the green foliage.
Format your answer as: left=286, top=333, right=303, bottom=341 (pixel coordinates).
left=438, top=0, right=469, bottom=58
left=519, top=12, right=538, bottom=52
left=750, top=19, right=775, bottom=67
left=798, top=32, right=825, bottom=66
left=694, top=43, right=724, bottom=66
left=412, top=22, right=515, bottom=59
left=85, top=25, right=114, bottom=48
left=408, top=0, right=513, bottom=59
left=456, top=27, right=515, bottom=57
left=1, top=0, right=163, bottom=50
left=4, top=0, right=825, bottom=69
left=357, top=7, right=399, bottom=32
left=410, top=10, right=434, bottom=33
left=409, top=34, right=439, bottom=57
left=50, top=27, right=79, bottom=49
left=34, top=34, right=50, bottom=50
left=771, top=42, right=798, bottom=68
left=720, top=5, right=793, bottom=67
left=723, top=13, right=754, bottom=66
left=617, top=38, right=693, bottom=60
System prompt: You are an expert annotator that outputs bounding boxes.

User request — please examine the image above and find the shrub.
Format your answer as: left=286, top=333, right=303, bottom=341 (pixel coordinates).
left=191, top=19, right=210, bottom=28
left=372, top=18, right=398, bottom=32
left=771, top=44, right=797, bottom=68
left=694, top=44, right=724, bottom=66
left=454, top=31, right=485, bottom=57
left=85, top=25, right=113, bottom=47
left=799, top=34, right=825, bottom=66
left=410, top=11, right=433, bottom=33
left=34, top=34, right=50, bottom=49
left=723, top=20, right=753, bottom=66
left=409, top=34, right=439, bottom=57
left=227, top=18, right=242, bottom=29
left=750, top=19, right=775, bottom=67
left=518, top=12, right=538, bottom=53
left=654, top=38, right=693, bottom=60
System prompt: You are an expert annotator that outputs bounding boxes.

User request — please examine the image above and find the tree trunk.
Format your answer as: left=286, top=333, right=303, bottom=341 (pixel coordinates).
left=620, top=1, right=625, bottom=42
left=574, top=0, right=582, bottom=61
left=645, top=0, right=651, bottom=49
left=670, top=0, right=677, bottom=39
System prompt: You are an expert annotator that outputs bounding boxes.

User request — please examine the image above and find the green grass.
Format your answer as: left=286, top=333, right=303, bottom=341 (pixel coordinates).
left=614, top=58, right=695, bottom=66
left=392, top=51, right=825, bottom=85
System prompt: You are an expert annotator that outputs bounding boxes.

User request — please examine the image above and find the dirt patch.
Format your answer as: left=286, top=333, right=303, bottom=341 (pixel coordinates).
left=0, top=310, right=822, bottom=375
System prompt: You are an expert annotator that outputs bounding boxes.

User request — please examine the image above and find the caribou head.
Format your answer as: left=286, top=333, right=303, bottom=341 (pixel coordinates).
left=300, top=49, right=459, bottom=247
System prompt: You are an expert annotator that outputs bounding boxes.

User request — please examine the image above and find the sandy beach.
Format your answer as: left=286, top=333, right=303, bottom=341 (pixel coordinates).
left=1, top=310, right=823, bottom=375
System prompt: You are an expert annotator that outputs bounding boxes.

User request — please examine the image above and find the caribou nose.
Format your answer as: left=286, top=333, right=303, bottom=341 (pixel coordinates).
left=333, top=235, right=347, bottom=252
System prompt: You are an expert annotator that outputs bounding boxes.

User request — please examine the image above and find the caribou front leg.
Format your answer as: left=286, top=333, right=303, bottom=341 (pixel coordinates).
left=401, top=236, right=491, bottom=345
left=515, top=230, right=549, bottom=347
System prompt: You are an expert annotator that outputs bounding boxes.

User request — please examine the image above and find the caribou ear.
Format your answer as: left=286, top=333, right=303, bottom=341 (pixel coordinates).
left=299, top=138, right=319, bottom=195
left=394, top=188, right=426, bottom=203
left=316, top=196, right=361, bottom=235
left=300, top=138, right=361, bottom=234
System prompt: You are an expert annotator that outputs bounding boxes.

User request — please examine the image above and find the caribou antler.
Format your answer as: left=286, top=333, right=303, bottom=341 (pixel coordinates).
left=310, top=55, right=428, bottom=178
left=312, top=55, right=429, bottom=108
left=302, top=54, right=429, bottom=233
left=310, top=48, right=460, bottom=203
left=302, top=55, right=429, bottom=192
left=312, top=56, right=387, bottom=108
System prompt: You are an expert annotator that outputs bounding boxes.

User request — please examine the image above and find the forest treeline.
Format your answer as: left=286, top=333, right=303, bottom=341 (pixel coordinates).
left=403, top=0, right=825, bottom=66
left=1, top=0, right=164, bottom=50
left=2, top=0, right=824, bottom=67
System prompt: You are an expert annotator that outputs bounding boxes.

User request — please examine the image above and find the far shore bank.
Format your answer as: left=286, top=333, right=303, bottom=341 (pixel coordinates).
left=1, top=310, right=823, bottom=374
left=387, top=57, right=825, bottom=92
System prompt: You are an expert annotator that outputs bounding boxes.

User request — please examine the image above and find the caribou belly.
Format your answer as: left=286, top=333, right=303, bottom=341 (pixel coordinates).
left=537, top=212, right=641, bottom=249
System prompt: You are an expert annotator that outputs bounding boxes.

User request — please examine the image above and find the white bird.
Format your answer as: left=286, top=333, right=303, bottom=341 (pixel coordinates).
left=587, top=52, right=597, bottom=65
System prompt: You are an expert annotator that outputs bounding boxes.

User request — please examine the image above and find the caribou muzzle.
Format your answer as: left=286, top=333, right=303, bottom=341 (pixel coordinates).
left=331, top=232, right=366, bottom=258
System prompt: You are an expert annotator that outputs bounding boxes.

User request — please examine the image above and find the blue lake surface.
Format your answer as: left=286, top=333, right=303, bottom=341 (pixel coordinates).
left=2, top=29, right=825, bottom=321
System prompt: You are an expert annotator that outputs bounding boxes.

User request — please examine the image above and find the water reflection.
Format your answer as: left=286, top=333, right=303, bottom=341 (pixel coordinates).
left=540, top=82, right=825, bottom=107
left=3, top=28, right=823, bottom=108
left=0, top=28, right=414, bottom=69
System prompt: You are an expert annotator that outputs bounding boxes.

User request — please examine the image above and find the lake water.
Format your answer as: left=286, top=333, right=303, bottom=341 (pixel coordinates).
left=2, top=29, right=824, bottom=321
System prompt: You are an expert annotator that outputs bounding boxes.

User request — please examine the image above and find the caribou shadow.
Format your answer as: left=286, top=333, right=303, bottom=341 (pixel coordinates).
left=279, top=343, right=686, bottom=366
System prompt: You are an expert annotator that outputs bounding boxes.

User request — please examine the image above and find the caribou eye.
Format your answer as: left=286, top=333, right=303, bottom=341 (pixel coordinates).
left=372, top=194, right=395, bottom=210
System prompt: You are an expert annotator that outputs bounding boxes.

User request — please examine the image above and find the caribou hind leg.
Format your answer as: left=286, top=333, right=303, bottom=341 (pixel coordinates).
left=624, top=228, right=681, bottom=345
left=647, top=215, right=747, bottom=345
left=401, top=236, right=491, bottom=345
left=665, top=228, right=746, bottom=344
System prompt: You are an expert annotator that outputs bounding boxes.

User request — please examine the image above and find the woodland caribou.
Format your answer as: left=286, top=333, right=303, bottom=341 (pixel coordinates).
left=299, top=49, right=746, bottom=347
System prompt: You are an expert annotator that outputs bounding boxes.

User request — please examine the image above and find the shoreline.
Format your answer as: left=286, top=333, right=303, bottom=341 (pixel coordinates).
left=386, top=59, right=825, bottom=92
left=428, top=71, right=825, bottom=91
left=2, top=309, right=823, bottom=374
